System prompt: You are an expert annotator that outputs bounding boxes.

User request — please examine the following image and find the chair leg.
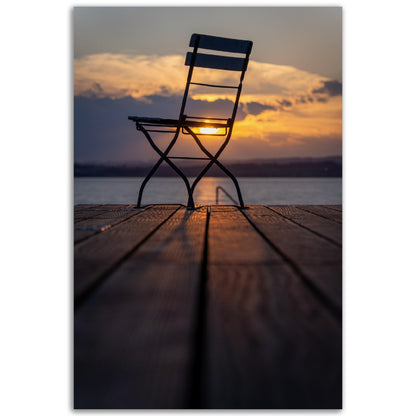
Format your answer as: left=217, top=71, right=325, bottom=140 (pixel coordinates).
left=135, top=124, right=195, bottom=208
left=194, top=157, right=245, bottom=208
left=136, top=182, right=145, bottom=208
left=186, top=195, right=195, bottom=210
left=188, top=130, right=245, bottom=208
left=135, top=156, right=195, bottom=209
left=135, top=158, right=163, bottom=208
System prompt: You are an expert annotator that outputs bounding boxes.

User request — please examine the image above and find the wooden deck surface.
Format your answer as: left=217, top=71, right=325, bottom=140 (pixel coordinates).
left=74, top=204, right=342, bottom=409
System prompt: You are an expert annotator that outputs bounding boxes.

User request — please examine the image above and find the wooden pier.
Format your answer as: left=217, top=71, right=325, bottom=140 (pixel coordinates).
left=74, top=204, right=342, bottom=409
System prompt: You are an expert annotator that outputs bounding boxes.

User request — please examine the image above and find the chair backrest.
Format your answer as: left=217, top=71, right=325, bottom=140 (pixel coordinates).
left=186, top=34, right=252, bottom=71
left=179, top=33, right=253, bottom=126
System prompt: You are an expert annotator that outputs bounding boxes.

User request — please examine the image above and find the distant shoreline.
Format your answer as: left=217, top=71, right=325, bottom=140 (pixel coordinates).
left=74, top=157, right=342, bottom=178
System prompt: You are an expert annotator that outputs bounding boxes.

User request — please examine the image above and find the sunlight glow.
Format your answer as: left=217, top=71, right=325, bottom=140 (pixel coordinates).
left=196, top=120, right=221, bottom=135
left=200, top=126, right=220, bottom=135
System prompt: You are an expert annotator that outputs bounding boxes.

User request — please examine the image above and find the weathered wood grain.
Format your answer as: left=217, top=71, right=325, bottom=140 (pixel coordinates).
left=267, top=205, right=342, bottom=246
left=74, top=204, right=343, bottom=409
left=74, top=209, right=106, bottom=222
left=299, top=205, right=342, bottom=223
left=74, top=205, right=179, bottom=302
left=243, top=205, right=342, bottom=311
left=75, top=207, right=208, bottom=409
left=75, top=207, right=140, bottom=228
left=74, top=205, right=136, bottom=223
left=74, top=206, right=145, bottom=244
left=74, top=229, right=98, bottom=243
left=325, top=205, right=342, bottom=212
left=74, top=204, right=101, bottom=212
left=202, top=207, right=341, bottom=408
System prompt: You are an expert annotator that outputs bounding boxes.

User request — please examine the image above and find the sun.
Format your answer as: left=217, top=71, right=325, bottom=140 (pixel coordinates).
left=200, top=126, right=220, bottom=135
left=198, top=120, right=220, bottom=135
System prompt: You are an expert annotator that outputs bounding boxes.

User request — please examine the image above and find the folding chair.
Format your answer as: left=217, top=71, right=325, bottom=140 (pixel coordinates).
left=128, top=33, right=253, bottom=209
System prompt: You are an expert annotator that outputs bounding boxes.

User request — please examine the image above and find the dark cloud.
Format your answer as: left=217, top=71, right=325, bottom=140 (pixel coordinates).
left=245, top=102, right=275, bottom=116
left=296, top=96, right=307, bottom=104
left=295, top=95, right=316, bottom=104
left=93, top=82, right=103, bottom=92
left=279, top=99, right=292, bottom=108
left=81, top=82, right=104, bottom=98
left=74, top=94, right=249, bottom=163
left=74, top=95, right=152, bottom=163
left=312, top=80, right=342, bottom=96
left=159, top=85, right=170, bottom=95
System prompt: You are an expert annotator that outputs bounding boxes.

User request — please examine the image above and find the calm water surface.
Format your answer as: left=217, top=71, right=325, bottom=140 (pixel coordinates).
left=74, top=177, right=342, bottom=205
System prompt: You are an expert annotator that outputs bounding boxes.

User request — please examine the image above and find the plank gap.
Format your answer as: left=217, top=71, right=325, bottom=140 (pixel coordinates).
left=74, top=206, right=150, bottom=245
left=189, top=206, right=211, bottom=408
left=75, top=206, right=181, bottom=309
left=239, top=206, right=341, bottom=321
left=266, top=206, right=341, bottom=248
left=297, top=206, right=342, bottom=223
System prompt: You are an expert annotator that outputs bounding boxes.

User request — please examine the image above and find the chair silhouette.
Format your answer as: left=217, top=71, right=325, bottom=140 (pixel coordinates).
left=128, top=33, right=253, bottom=209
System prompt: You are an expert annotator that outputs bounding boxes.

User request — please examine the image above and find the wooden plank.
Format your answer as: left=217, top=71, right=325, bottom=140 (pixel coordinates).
left=74, top=205, right=135, bottom=222
left=74, top=209, right=106, bottom=222
left=74, top=204, right=101, bottom=212
left=202, top=206, right=342, bottom=408
left=325, top=205, right=342, bottom=212
left=190, top=33, right=252, bottom=54
left=74, top=205, right=110, bottom=240
left=299, top=205, right=342, bottom=223
left=185, top=52, right=246, bottom=71
left=74, top=207, right=148, bottom=244
left=74, top=224, right=114, bottom=245
left=74, top=205, right=179, bottom=302
left=74, top=229, right=97, bottom=244
left=74, top=207, right=208, bottom=408
left=243, top=205, right=341, bottom=311
left=268, top=205, right=342, bottom=246
left=75, top=206, right=140, bottom=227
left=98, top=204, right=136, bottom=209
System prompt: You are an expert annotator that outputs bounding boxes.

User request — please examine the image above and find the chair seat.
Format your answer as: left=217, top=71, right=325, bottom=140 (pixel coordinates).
left=128, top=116, right=231, bottom=128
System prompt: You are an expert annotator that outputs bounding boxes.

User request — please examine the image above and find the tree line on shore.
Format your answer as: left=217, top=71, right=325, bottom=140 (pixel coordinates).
left=75, top=157, right=342, bottom=177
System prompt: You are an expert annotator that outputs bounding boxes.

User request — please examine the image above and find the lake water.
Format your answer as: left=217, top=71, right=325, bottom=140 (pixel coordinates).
left=74, top=177, right=342, bottom=205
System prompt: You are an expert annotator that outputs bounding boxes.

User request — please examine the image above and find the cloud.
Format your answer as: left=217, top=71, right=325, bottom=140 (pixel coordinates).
left=74, top=53, right=337, bottom=106
left=74, top=54, right=342, bottom=162
left=312, top=80, right=342, bottom=96
left=244, top=102, right=275, bottom=116
left=74, top=94, right=341, bottom=163
left=74, top=54, right=187, bottom=100
left=231, top=96, right=342, bottom=145
left=279, top=99, right=292, bottom=108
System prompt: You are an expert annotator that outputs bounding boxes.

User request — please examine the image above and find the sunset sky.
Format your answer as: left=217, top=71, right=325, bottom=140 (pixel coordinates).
left=74, top=7, right=342, bottom=163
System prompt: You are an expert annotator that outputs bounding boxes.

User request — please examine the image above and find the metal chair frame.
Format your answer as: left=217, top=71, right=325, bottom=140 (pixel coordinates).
left=128, top=33, right=253, bottom=209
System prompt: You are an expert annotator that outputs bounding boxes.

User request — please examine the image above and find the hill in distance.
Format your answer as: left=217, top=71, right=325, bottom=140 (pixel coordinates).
left=74, top=156, right=342, bottom=178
